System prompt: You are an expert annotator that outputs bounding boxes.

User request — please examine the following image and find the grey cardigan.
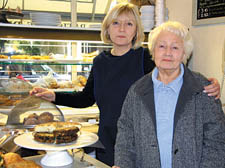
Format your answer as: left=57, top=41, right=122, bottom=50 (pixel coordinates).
left=115, top=66, right=225, bottom=168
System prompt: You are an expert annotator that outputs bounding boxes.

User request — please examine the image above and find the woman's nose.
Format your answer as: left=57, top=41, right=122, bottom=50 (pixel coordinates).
left=119, top=23, right=125, bottom=31
left=166, top=47, right=172, bottom=56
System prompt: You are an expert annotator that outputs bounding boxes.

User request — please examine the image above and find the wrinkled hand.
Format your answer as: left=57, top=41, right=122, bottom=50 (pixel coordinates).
left=30, top=87, right=56, bottom=102
left=204, top=78, right=220, bottom=99
left=112, top=166, right=120, bottom=168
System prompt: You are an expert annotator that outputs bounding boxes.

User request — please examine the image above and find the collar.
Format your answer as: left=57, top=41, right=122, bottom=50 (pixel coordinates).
left=152, top=64, right=184, bottom=94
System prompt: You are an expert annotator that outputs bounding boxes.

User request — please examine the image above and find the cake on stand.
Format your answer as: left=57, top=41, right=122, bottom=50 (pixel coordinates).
left=14, top=131, right=98, bottom=167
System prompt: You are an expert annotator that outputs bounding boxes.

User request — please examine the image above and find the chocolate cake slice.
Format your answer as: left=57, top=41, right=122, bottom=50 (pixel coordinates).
left=33, top=121, right=80, bottom=144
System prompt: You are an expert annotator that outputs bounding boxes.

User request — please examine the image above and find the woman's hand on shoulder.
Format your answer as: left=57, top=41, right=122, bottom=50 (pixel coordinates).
left=30, top=87, right=56, bottom=102
left=204, top=77, right=220, bottom=99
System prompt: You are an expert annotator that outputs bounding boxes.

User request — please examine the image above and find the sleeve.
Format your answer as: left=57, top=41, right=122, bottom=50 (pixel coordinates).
left=114, top=85, right=137, bottom=168
left=200, top=95, right=225, bottom=167
left=143, top=47, right=155, bottom=75
left=54, top=66, right=96, bottom=108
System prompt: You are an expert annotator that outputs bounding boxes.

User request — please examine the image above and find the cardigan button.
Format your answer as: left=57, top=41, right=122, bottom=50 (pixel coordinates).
left=174, top=149, right=178, bottom=154
left=150, top=144, right=157, bottom=148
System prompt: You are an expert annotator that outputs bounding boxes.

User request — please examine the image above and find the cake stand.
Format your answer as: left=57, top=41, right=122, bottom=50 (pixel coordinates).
left=14, top=131, right=98, bottom=167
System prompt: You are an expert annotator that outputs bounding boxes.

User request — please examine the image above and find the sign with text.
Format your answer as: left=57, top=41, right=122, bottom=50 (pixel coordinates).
left=192, top=0, right=225, bottom=25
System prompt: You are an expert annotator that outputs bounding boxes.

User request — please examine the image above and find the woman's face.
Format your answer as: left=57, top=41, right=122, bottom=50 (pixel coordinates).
left=154, top=31, right=185, bottom=73
left=108, top=12, right=137, bottom=49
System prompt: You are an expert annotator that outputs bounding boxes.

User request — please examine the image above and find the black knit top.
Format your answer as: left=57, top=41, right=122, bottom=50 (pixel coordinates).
left=54, top=47, right=155, bottom=165
left=55, top=47, right=155, bottom=110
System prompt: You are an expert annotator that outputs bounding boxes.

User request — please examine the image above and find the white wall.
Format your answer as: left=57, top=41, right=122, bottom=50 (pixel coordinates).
left=166, top=0, right=225, bottom=104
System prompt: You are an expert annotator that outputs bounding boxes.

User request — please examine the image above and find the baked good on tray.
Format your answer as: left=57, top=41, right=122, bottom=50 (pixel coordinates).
left=0, top=152, right=42, bottom=168
left=33, top=121, right=80, bottom=144
left=23, top=112, right=54, bottom=125
left=0, top=55, right=8, bottom=59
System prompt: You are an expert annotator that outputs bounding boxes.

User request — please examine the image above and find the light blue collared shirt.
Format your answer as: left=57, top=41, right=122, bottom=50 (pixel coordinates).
left=152, top=64, right=184, bottom=168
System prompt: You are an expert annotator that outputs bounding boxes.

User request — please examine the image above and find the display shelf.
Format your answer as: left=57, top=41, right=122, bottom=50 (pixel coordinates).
left=0, top=23, right=102, bottom=41
left=0, top=59, right=93, bottom=65
left=0, top=89, right=29, bottom=95
left=0, top=23, right=150, bottom=42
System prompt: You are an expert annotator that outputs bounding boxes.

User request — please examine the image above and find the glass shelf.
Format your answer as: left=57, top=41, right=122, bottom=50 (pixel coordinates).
left=0, top=90, right=29, bottom=95
left=0, top=59, right=93, bottom=65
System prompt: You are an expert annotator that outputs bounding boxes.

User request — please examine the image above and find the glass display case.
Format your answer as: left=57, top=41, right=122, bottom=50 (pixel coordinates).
left=0, top=38, right=112, bottom=84
left=0, top=37, right=110, bottom=127
left=0, top=24, right=148, bottom=126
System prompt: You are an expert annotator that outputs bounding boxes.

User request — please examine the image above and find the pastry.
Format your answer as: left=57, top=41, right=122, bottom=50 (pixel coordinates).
left=27, top=113, right=39, bottom=120
left=24, top=118, right=39, bottom=125
left=6, top=160, right=42, bottom=168
left=0, top=94, right=22, bottom=106
left=3, top=153, right=23, bottom=165
left=48, top=82, right=59, bottom=89
left=30, top=56, right=42, bottom=60
left=11, top=55, right=29, bottom=59
left=82, top=50, right=99, bottom=62
left=0, top=55, right=8, bottom=59
left=2, top=152, right=42, bottom=168
left=37, top=112, right=54, bottom=124
left=77, top=75, right=87, bottom=86
left=23, top=112, right=55, bottom=126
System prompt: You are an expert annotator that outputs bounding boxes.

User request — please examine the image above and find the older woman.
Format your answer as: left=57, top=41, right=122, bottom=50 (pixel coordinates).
left=114, top=21, right=225, bottom=168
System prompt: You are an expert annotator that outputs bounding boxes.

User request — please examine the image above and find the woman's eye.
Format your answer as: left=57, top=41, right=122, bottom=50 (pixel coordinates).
left=172, top=46, right=179, bottom=50
left=127, top=22, right=133, bottom=26
left=112, top=21, right=119, bottom=25
left=159, top=45, right=165, bottom=48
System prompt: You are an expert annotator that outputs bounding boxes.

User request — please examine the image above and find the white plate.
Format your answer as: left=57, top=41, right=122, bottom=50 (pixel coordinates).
left=14, top=131, right=98, bottom=151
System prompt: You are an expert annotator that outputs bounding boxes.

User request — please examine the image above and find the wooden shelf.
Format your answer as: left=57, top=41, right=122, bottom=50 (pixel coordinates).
left=0, top=23, right=149, bottom=41
left=0, top=23, right=102, bottom=41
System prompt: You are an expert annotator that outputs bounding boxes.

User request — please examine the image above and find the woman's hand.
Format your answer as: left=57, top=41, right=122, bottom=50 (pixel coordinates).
left=204, top=78, right=220, bottom=99
left=112, top=166, right=120, bottom=168
left=30, top=87, right=56, bottom=102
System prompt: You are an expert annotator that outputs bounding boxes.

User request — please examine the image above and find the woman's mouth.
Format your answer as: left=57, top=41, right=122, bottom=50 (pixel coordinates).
left=162, top=59, right=172, bottom=62
left=118, top=35, right=126, bottom=38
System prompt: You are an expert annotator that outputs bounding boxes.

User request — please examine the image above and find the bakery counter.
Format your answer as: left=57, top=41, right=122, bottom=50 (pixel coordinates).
left=25, top=149, right=110, bottom=168
left=58, top=105, right=99, bottom=134
left=0, top=103, right=99, bottom=121
left=0, top=106, right=103, bottom=168
left=58, top=105, right=99, bottom=117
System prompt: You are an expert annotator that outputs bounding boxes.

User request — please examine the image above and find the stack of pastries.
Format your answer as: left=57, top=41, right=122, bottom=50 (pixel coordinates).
left=33, top=121, right=80, bottom=144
